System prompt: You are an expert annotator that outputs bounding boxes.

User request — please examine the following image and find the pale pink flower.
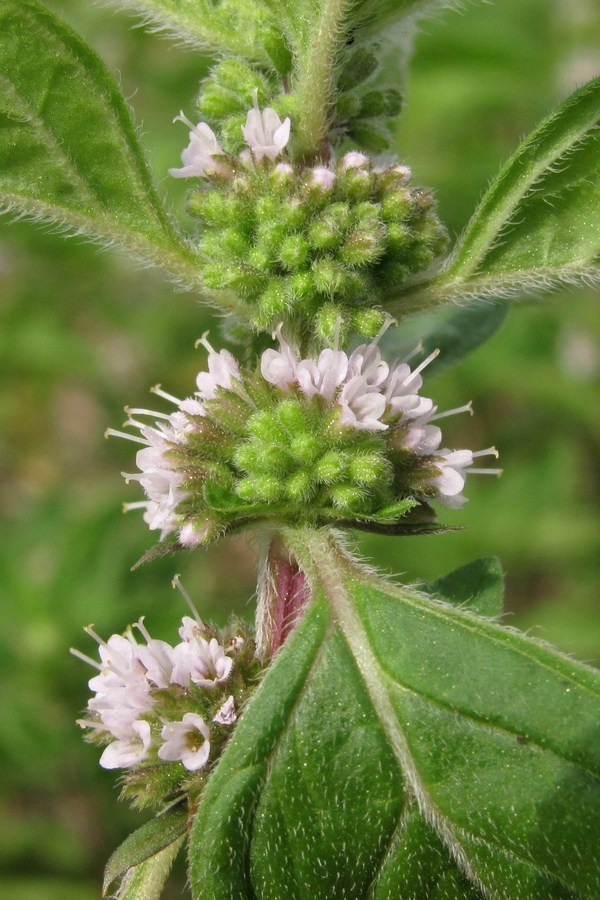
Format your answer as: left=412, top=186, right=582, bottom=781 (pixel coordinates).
left=261, top=325, right=300, bottom=390
left=195, top=333, right=241, bottom=399
left=427, top=447, right=501, bottom=508
left=158, top=713, right=211, bottom=771
left=169, top=112, right=225, bottom=179
left=296, top=349, right=349, bottom=401
left=310, top=166, right=336, bottom=190
left=213, top=695, right=237, bottom=725
left=341, top=151, right=370, bottom=169
left=346, top=342, right=389, bottom=389
left=171, top=635, right=233, bottom=689
left=338, top=376, right=388, bottom=431
left=133, top=619, right=176, bottom=689
left=99, top=719, right=152, bottom=770
left=242, top=102, right=291, bottom=161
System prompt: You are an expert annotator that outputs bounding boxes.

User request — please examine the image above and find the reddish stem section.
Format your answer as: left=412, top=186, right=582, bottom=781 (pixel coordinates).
left=265, top=539, right=309, bottom=658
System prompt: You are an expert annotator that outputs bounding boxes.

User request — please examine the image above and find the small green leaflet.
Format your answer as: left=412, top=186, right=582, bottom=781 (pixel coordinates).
left=113, top=836, right=185, bottom=900
left=0, top=1, right=203, bottom=294
left=421, top=556, right=504, bottom=619
left=103, top=805, right=188, bottom=896
left=393, top=76, right=600, bottom=312
left=189, top=535, right=600, bottom=898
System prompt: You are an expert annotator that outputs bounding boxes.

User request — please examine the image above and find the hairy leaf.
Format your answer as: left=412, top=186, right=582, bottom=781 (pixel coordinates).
left=393, top=77, right=600, bottom=312
left=107, top=0, right=276, bottom=60
left=114, top=835, right=184, bottom=900
left=381, top=302, right=508, bottom=377
left=421, top=556, right=504, bottom=619
left=0, top=1, right=206, bottom=295
left=189, top=535, right=600, bottom=898
left=103, top=805, right=188, bottom=895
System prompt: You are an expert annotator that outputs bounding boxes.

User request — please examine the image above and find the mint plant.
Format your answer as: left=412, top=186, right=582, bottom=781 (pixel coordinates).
left=2, top=1, right=600, bottom=897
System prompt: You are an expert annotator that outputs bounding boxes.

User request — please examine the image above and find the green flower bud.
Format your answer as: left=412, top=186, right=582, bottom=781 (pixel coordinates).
left=337, top=47, right=380, bottom=90
left=330, top=483, right=368, bottom=511
left=339, top=226, right=385, bottom=266
left=314, top=451, right=347, bottom=482
left=313, top=259, right=353, bottom=296
left=279, top=234, right=310, bottom=270
left=290, top=433, right=321, bottom=463
left=348, top=452, right=391, bottom=485
left=236, top=474, right=282, bottom=503
left=351, top=308, right=386, bottom=339
left=381, top=189, right=413, bottom=222
left=285, top=470, right=316, bottom=502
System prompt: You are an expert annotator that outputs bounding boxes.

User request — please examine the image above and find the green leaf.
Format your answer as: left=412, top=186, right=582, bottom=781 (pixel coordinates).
left=108, top=0, right=276, bottom=61
left=114, top=835, right=185, bottom=900
left=189, top=534, right=600, bottom=898
left=0, top=1, right=208, bottom=298
left=394, top=77, right=600, bottom=312
left=421, top=557, right=504, bottom=618
left=103, top=806, right=188, bottom=896
left=381, top=302, right=508, bottom=377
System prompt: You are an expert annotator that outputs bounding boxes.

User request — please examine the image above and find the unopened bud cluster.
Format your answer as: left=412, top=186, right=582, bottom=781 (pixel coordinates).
left=73, top=592, right=259, bottom=810
left=170, top=103, right=448, bottom=341
left=109, top=331, right=500, bottom=553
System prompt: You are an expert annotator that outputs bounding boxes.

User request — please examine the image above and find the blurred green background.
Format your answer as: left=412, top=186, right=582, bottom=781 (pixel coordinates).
left=1, top=0, right=599, bottom=895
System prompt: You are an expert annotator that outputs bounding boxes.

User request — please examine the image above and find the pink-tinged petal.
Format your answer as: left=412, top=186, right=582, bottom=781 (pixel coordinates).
left=214, top=695, right=237, bottom=725
left=310, top=166, right=335, bottom=189
left=99, top=720, right=151, bottom=769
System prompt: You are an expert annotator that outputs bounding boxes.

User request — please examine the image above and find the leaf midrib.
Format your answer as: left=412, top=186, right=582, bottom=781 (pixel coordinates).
left=305, top=537, right=483, bottom=893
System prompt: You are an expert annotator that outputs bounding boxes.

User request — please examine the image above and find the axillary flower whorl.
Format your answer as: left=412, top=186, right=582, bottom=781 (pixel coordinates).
left=107, top=327, right=501, bottom=555
left=170, top=101, right=448, bottom=341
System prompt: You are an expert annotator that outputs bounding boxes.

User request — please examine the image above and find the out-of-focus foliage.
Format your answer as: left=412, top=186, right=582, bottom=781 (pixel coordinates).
left=0, top=0, right=598, bottom=895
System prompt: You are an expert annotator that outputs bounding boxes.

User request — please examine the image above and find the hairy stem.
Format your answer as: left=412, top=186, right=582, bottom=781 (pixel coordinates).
left=292, top=0, right=353, bottom=160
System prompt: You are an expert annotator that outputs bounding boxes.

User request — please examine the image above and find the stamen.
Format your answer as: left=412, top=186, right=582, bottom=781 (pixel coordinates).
left=195, top=330, right=215, bottom=354
left=125, top=406, right=171, bottom=421
left=430, top=402, right=473, bottom=422
left=104, top=428, right=148, bottom=445
left=173, top=110, right=196, bottom=130
left=70, top=647, right=102, bottom=670
left=172, top=573, right=204, bottom=626
left=121, top=472, right=145, bottom=484
left=83, top=625, right=114, bottom=655
left=470, top=468, right=503, bottom=476
left=76, top=718, right=105, bottom=732
left=123, top=501, right=148, bottom=512
left=372, top=316, right=395, bottom=347
left=150, top=384, right=181, bottom=405
left=472, top=446, right=499, bottom=459
left=133, top=616, right=152, bottom=644
left=272, top=322, right=285, bottom=343
left=405, top=348, right=440, bottom=385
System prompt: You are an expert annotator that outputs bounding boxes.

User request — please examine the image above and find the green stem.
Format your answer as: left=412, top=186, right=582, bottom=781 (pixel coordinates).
left=292, top=0, right=353, bottom=161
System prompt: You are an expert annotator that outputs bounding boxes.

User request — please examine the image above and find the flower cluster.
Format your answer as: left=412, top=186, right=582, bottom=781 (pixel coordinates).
left=107, top=328, right=500, bottom=553
left=170, top=102, right=448, bottom=341
left=72, top=585, right=259, bottom=808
